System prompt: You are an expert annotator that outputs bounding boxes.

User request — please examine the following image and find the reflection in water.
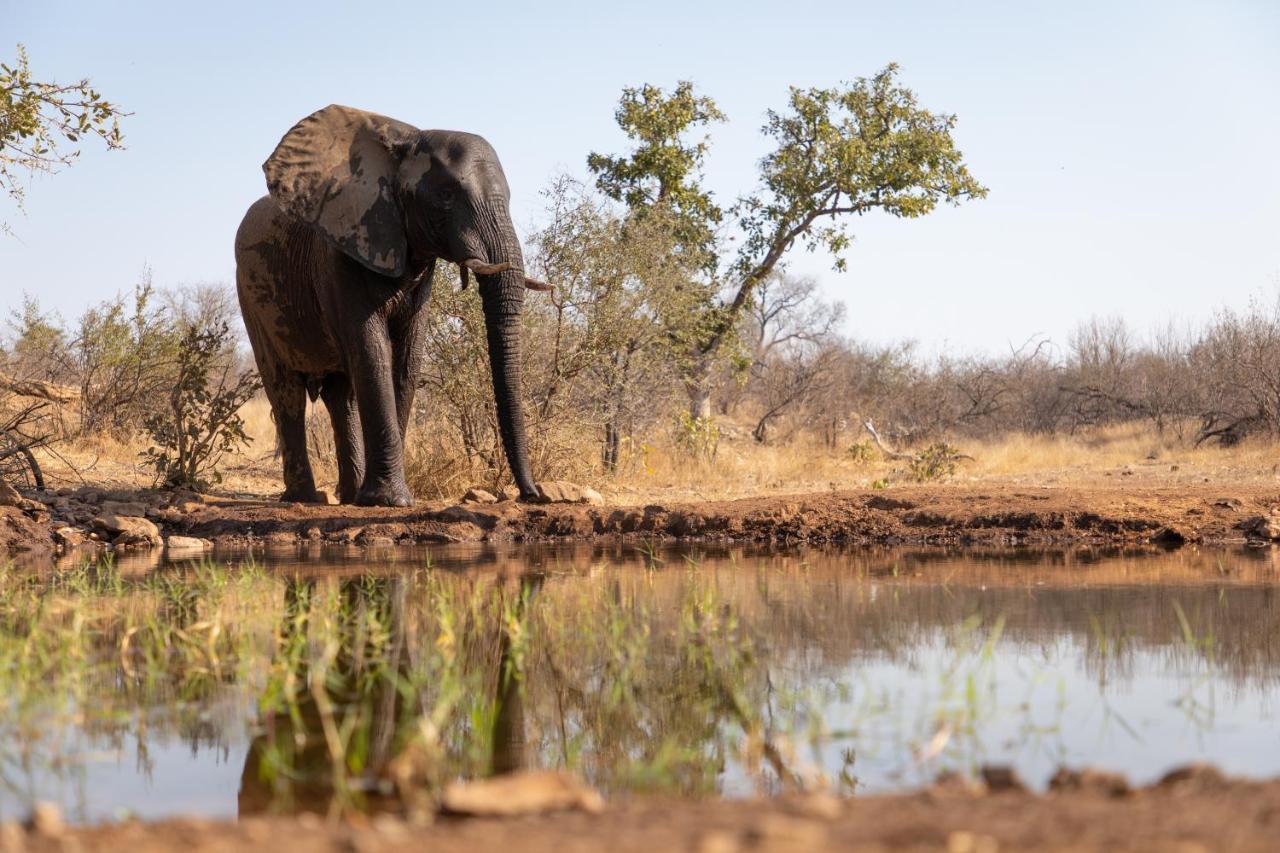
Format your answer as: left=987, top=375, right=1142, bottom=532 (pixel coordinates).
left=0, top=545, right=1277, bottom=823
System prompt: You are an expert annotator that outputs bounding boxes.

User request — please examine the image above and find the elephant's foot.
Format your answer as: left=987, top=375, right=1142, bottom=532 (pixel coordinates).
left=280, top=486, right=326, bottom=504
left=335, top=481, right=361, bottom=505
left=354, top=479, right=414, bottom=508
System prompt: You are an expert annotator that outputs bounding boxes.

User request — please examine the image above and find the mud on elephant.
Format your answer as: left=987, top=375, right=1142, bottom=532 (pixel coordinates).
left=235, top=105, right=550, bottom=506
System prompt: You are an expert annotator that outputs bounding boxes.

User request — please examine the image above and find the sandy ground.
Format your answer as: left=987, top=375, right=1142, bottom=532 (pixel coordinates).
left=6, top=480, right=1280, bottom=556
left=9, top=766, right=1279, bottom=852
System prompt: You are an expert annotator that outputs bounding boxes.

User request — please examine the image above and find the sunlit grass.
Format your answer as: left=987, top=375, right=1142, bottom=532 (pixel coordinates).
left=27, top=399, right=1280, bottom=501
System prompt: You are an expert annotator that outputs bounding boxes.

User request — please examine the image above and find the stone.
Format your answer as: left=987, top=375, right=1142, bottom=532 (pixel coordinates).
left=532, top=480, right=605, bottom=505
left=165, top=535, right=212, bottom=553
left=0, top=481, right=40, bottom=512
left=437, top=505, right=480, bottom=524
left=1048, top=767, right=1130, bottom=797
left=101, top=500, right=147, bottom=518
left=979, top=764, right=1026, bottom=793
left=1151, top=525, right=1190, bottom=546
left=93, top=514, right=162, bottom=548
left=1157, top=763, right=1228, bottom=791
left=27, top=801, right=64, bottom=837
left=53, top=527, right=86, bottom=548
left=441, top=770, right=604, bottom=816
left=500, top=484, right=521, bottom=502
left=462, top=487, right=498, bottom=504
left=1240, top=515, right=1280, bottom=539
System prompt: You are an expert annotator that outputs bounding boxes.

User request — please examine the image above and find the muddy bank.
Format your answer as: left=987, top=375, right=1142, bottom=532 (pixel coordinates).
left=6, top=483, right=1280, bottom=555
left=12, top=766, right=1280, bottom=852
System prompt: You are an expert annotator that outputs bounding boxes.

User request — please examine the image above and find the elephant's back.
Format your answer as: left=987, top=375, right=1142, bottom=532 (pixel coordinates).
left=235, top=196, right=341, bottom=374
left=235, top=195, right=309, bottom=261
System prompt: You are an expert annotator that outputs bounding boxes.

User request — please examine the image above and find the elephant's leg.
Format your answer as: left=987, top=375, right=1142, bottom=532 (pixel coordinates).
left=389, top=276, right=432, bottom=439
left=264, top=370, right=321, bottom=504
left=320, top=373, right=365, bottom=505
left=242, top=308, right=321, bottom=504
left=348, top=324, right=414, bottom=507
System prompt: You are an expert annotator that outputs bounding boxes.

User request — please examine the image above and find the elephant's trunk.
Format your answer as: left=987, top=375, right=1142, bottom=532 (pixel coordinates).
left=476, top=206, right=538, bottom=500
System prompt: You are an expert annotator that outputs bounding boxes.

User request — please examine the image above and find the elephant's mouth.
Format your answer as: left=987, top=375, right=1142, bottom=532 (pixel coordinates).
left=457, top=257, right=553, bottom=292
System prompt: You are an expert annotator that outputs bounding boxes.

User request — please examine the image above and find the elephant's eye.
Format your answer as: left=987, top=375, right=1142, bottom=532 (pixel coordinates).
left=437, top=187, right=456, bottom=207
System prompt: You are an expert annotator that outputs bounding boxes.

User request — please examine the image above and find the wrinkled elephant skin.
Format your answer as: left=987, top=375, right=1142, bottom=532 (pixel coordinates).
left=235, top=105, right=540, bottom=506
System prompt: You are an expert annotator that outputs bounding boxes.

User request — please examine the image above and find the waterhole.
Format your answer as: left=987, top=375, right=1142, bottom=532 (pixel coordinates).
left=2, top=544, right=1277, bottom=823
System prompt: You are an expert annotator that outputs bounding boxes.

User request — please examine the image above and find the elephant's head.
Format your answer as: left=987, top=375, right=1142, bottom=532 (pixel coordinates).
left=262, top=104, right=545, bottom=499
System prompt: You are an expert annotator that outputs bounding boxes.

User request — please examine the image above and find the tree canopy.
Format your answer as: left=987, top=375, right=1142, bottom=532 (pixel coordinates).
left=587, top=80, right=725, bottom=273
left=587, top=65, right=988, bottom=413
left=1, top=44, right=126, bottom=226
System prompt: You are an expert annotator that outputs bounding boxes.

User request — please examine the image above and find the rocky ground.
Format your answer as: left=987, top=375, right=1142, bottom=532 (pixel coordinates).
left=5, top=478, right=1280, bottom=558
left=7, top=765, right=1279, bottom=852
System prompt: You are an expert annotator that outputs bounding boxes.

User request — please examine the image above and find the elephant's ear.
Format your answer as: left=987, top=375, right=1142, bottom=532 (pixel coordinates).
left=263, top=104, right=418, bottom=277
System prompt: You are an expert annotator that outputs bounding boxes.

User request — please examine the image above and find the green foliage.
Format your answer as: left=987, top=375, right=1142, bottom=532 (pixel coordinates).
left=589, top=66, right=986, bottom=411
left=587, top=81, right=725, bottom=271
left=142, top=320, right=261, bottom=489
left=673, top=412, right=720, bottom=460
left=72, top=281, right=181, bottom=435
left=1, top=44, right=126, bottom=227
left=735, top=64, right=987, bottom=284
left=846, top=440, right=877, bottom=464
left=907, top=442, right=966, bottom=482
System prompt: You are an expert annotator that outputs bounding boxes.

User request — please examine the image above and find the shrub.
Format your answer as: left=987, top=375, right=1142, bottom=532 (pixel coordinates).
left=141, top=320, right=260, bottom=489
left=845, top=440, right=877, bottom=464
left=673, top=412, right=719, bottom=461
left=907, top=443, right=966, bottom=482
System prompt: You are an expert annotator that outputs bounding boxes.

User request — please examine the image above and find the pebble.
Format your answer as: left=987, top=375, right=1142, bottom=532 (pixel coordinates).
left=28, top=801, right=64, bottom=837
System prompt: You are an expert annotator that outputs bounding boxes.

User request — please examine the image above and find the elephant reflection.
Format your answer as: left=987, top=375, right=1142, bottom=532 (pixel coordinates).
left=237, top=573, right=541, bottom=815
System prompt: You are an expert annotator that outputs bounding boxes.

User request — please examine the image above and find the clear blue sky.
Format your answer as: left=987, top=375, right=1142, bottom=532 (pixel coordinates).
left=3, top=0, right=1278, bottom=354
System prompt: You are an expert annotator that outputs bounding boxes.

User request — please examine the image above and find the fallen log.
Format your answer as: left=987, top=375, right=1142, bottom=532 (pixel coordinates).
left=0, top=373, right=79, bottom=404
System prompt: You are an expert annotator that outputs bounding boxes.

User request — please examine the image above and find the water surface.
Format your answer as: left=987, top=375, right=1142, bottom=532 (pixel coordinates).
left=1, top=544, right=1278, bottom=823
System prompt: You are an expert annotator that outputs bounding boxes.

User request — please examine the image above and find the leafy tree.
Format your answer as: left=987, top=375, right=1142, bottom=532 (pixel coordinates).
left=531, top=176, right=702, bottom=469
left=1, top=44, right=126, bottom=228
left=591, top=65, right=988, bottom=416
left=142, top=319, right=261, bottom=490
left=587, top=81, right=725, bottom=272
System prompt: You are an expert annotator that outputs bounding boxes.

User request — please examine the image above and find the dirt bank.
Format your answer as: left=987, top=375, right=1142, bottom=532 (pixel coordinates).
left=13, top=766, right=1280, bottom=852
left=7, top=482, right=1280, bottom=555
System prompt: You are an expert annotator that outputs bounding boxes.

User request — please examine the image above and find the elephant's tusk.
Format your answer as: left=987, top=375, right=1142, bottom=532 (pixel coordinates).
left=524, top=277, right=554, bottom=292
left=462, top=258, right=513, bottom=276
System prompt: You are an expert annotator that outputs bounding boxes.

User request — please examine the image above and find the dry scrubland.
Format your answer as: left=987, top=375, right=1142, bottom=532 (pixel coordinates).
left=28, top=396, right=1280, bottom=505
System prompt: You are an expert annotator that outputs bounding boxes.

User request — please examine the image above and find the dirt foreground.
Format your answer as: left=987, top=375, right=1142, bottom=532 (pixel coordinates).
left=8, top=766, right=1277, bottom=852
left=6, top=481, right=1280, bottom=556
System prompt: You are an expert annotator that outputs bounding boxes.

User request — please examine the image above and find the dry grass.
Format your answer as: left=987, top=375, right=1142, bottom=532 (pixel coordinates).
left=25, top=399, right=1280, bottom=503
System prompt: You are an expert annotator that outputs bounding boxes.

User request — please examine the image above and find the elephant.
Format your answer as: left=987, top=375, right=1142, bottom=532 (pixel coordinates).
left=235, top=104, right=549, bottom=506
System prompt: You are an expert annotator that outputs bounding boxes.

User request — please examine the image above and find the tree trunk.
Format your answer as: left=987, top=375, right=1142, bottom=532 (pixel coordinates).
left=602, top=420, right=620, bottom=471
left=685, top=354, right=714, bottom=420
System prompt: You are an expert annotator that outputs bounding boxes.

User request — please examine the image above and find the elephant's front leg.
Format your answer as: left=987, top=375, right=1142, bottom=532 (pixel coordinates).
left=390, top=272, right=433, bottom=438
left=348, top=323, right=414, bottom=507
left=320, top=373, right=365, bottom=505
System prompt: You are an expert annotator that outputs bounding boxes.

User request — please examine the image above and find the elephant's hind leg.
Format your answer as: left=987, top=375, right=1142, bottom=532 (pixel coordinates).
left=261, top=364, right=322, bottom=504
left=320, top=373, right=365, bottom=505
